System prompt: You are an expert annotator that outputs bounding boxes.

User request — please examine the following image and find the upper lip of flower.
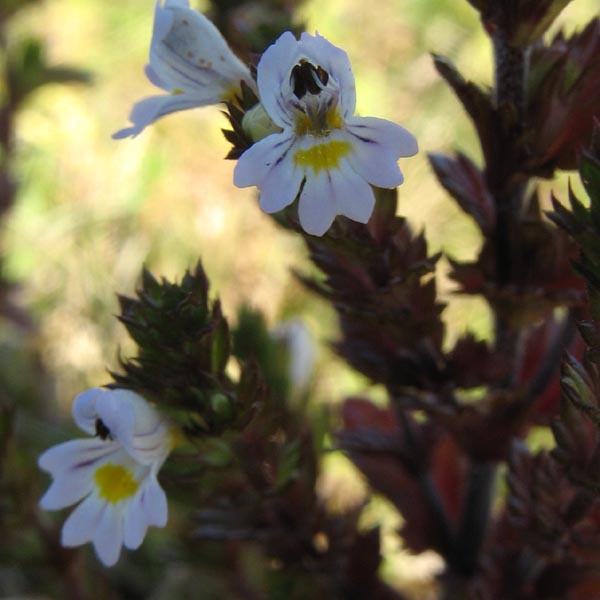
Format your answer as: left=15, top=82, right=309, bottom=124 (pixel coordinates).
left=255, top=31, right=357, bottom=133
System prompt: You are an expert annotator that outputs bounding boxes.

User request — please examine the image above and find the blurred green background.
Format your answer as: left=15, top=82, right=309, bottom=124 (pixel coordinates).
left=2, top=0, right=597, bottom=596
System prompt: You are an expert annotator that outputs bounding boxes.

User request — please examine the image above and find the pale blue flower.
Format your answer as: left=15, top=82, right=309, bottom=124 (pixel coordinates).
left=114, top=0, right=255, bottom=139
left=39, top=388, right=175, bottom=566
left=234, top=32, right=418, bottom=236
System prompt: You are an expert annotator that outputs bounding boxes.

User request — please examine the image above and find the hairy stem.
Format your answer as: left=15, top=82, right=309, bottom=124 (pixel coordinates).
left=491, top=31, right=528, bottom=358
left=493, top=30, right=526, bottom=117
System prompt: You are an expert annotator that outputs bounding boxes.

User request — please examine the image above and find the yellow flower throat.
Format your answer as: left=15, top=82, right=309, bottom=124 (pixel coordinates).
left=94, top=463, right=139, bottom=503
left=294, top=140, right=351, bottom=174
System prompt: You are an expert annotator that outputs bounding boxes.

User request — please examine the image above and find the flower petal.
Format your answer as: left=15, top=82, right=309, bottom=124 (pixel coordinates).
left=297, top=172, right=337, bottom=236
left=129, top=422, right=172, bottom=466
left=234, top=130, right=296, bottom=188
left=344, top=117, right=418, bottom=188
left=332, top=161, right=375, bottom=223
left=95, top=391, right=136, bottom=450
left=257, top=154, right=303, bottom=214
left=98, top=390, right=171, bottom=465
left=256, top=31, right=300, bottom=128
left=122, top=472, right=167, bottom=549
left=299, top=32, right=356, bottom=117
left=144, top=64, right=167, bottom=89
left=141, top=476, right=168, bottom=527
left=346, top=116, right=418, bottom=158
left=152, top=0, right=176, bottom=48
left=150, top=2, right=253, bottom=96
left=123, top=494, right=149, bottom=549
left=93, top=504, right=124, bottom=567
left=39, top=474, right=94, bottom=511
left=346, top=141, right=404, bottom=188
left=62, top=494, right=105, bottom=547
left=72, top=388, right=103, bottom=434
left=113, top=93, right=212, bottom=139
left=38, top=438, right=120, bottom=479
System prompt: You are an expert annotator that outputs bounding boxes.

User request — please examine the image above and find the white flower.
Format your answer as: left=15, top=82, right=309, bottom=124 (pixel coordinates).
left=272, top=319, right=314, bottom=396
left=38, top=388, right=175, bottom=567
left=114, top=0, right=256, bottom=139
left=233, top=31, right=418, bottom=236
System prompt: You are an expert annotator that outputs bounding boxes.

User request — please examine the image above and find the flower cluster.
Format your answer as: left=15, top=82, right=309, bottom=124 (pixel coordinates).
left=38, top=388, right=174, bottom=566
left=114, top=0, right=417, bottom=236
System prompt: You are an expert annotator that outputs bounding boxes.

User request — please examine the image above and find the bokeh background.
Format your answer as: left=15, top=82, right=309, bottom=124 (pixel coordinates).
left=1, top=0, right=597, bottom=597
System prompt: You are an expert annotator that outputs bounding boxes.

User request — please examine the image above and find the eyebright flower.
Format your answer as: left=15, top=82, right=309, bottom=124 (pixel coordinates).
left=38, top=388, right=175, bottom=566
left=114, top=0, right=256, bottom=139
left=233, top=32, right=418, bottom=236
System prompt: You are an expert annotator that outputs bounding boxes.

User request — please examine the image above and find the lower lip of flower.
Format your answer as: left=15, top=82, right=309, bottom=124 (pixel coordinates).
left=94, top=463, right=140, bottom=503
left=294, top=140, right=351, bottom=174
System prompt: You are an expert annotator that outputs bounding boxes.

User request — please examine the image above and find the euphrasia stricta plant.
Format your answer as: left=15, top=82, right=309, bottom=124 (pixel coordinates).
left=7, top=0, right=600, bottom=598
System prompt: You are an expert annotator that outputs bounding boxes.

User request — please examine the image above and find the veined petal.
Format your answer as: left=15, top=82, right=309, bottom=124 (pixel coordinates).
left=113, top=93, right=216, bottom=139
left=95, top=392, right=136, bottom=451
left=297, top=172, right=337, bottom=236
left=38, top=438, right=120, bottom=478
left=129, top=422, right=172, bottom=466
left=345, top=115, right=418, bottom=158
left=256, top=31, right=300, bottom=128
left=62, top=495, right=105, bottom=547
left=72, top=388, right=103, bottom=434
left=341, top=129, right=405, bottom=188
left=331, top=160, right=375, bottom=223
left=123, top=494, right=149, bottom=549
left=152, top=0, right=176, bottom=46
left=144, top=64, right=167, bottom=89
left=93, top=504, right=124, bottom=567
left=257, top=150, right=303, bottom=213
left=299, top=32, right=356, bottom=117
left=140, top=476, right=168, bottom=527
left=101, top=390, right=171, bottom=465
left=234, top=130, right=296, bottom=188
left=39, top=474, right=94, bottom=511
left=150, top=2, right=253, bottom=97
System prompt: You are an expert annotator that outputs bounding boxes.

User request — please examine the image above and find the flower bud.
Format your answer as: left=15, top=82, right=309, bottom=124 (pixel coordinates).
left=242, top=102, right=283, bottom=142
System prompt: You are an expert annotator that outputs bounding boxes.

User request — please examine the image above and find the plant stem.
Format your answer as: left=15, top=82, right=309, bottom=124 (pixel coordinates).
left=419, top=471, right=457, bottom=560
left=454, top=460, right=496, bottom=576
left=490, top=31, right=528, bottom=356
left=493, top=30, right=526, bottom=117
left=397, top=409, right=457, bottom=558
